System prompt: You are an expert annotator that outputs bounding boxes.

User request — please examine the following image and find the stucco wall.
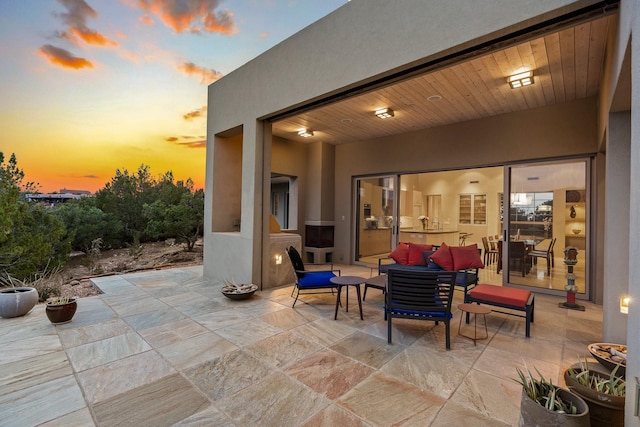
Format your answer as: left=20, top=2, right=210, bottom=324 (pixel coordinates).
left=272, top=136, right=309, bottom=233
left=333, top=97, right=597, bottom=262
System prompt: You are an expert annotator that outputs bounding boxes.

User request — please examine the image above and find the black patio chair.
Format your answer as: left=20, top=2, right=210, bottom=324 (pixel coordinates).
left=285, top=246, right=340, bottom=308
left=386, top=268, right=457, bottom=349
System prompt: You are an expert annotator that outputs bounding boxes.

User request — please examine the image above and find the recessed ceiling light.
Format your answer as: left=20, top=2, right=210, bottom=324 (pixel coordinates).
left=297, top=128, right=314, bottom=137
left=374, top=107, right=394, bottom=119
left=427, top=95, right=442, bottom=102
left=341, top=118, right=352, bottom=124
left=507, top=71, right=534, bottom=89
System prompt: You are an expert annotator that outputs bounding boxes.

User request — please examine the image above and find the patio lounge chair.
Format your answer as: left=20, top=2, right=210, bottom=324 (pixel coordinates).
left=285, top=246, right=340, bottom=308
left=386, top=268, right=457, bottom=349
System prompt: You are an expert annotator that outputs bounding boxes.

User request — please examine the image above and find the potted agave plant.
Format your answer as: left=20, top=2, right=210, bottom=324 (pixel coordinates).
left=45, top=296, right=78, bottom=324
left=564, top=358, right=625, bottom=427
left=515, top=366, right=590, bottom=426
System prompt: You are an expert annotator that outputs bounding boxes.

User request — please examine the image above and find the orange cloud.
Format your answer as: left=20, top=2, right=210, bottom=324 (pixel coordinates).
left=183, top=106, right=207, bottom=120
left=135, top=0, right=237, bottom=34
left=260, top=31, right=269, bottom=38
left=165, top=136, right=206, bottom=148
left=39, top=44, right=94, bottom=69
left=177, top=62, right=223, bottom=84
left=70, top=27, right=118, bottom=46
left=56, top=0, right=118, bottom=47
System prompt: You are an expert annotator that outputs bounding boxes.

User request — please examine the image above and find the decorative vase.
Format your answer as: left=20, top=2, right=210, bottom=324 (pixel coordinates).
left=519, top=388, right=590, bottom=427
left=0, top=287, right=39, bottom=318
left=45, top=298, right=78, bottom=324
left=564, top=367, right=625, bottom=427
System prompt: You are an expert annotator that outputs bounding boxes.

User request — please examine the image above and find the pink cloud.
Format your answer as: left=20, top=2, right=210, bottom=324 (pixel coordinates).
left=39, top=44, right=94, bottom=69
left=139, top=14, right=154, bottom=25
left=135, top=0, right=237, bottom=34
left=177, top=62, right=223, bottom=84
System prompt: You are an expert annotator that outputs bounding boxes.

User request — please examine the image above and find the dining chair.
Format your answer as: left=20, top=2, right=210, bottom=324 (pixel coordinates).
left=488, top=235, right=497, bottom=251
left=528, top=237, right=557, bottom=276
left=508, top=241, right=530, bottom=277
left=481, top=236, right=498, bottom=265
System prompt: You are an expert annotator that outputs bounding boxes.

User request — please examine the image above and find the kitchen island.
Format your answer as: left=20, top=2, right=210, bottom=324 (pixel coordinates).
left=359, top=227, right=392, bottom=256
left=400, top=229, right=460, bottom=246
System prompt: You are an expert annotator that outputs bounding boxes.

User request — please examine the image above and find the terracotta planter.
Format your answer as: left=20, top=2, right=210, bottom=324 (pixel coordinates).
left=45, top=298, right=78, bottom=324
left=519, top=388, right=590, bottom=427
left=564, top=367, right=624, bottom=427
left=0, top=287, right=39, bottom=318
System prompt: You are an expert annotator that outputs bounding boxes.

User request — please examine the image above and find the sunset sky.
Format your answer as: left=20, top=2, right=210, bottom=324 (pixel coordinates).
left=0, top=0, right=347, bottom=193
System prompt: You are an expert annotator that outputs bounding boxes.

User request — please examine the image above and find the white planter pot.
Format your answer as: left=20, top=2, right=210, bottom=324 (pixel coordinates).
left=0, top=287, right=39, bottom=318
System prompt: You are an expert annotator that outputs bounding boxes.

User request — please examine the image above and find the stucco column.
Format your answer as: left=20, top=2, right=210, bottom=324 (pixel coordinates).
left=242, top=120, right=265, bottom=285
left=603, top=112, right=630, bottom=343
left=626, top=5, right=640, bottom=423
left=202, top=120, right=265, bottom=286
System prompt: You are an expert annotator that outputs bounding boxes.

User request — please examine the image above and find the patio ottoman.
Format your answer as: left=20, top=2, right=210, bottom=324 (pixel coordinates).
left=465, top=284, right=534, bottom=337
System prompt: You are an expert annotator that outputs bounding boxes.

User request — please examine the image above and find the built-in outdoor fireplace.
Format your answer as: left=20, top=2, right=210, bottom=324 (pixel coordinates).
left=304, top=222, right=334, bottom=264
left=305, top=224, right=334, bottom=248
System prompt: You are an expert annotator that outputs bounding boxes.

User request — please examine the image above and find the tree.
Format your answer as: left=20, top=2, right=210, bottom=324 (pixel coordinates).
left=94, top=164, right=157, bottom=243
left=53, top=198, right=123, bottom=253
left=143, top=189, right=204, bottom=251
left=0, top=152, right=70, bottom=280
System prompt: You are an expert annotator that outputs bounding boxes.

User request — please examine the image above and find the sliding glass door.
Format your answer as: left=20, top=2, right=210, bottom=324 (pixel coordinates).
left=355, top=176, right=397, bottom=264
left=505, top=160, right=589, bottom=297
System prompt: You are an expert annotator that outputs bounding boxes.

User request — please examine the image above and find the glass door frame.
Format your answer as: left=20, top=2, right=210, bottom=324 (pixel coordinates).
left=353, top=174, right=399, bottom=265
left=502, top=158, right=591, bottom=300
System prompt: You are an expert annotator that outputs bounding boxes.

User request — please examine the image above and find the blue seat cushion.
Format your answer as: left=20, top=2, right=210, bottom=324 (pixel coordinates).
left=456, top=272, right=477, bottom=286
left=298, top=271, right=337, bottom=287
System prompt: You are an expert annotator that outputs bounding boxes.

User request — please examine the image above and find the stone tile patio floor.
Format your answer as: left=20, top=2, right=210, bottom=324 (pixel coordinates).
left=0, top=265, right=603, bottom=426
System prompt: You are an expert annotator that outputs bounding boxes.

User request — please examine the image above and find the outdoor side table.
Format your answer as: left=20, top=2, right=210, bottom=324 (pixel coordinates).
left=457, top=303, right=490, bottom=345
left=330, top=275, right=365, bottom=320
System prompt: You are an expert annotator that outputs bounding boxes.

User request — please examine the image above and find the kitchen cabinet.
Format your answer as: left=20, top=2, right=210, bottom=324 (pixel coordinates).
left=459, top=194, right=486, bottom=225
left=359, top=228, right=392, bottom=256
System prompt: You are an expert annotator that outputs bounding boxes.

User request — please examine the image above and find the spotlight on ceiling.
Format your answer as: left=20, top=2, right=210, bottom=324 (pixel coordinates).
left=507, top=71, right=534, bottom=89
left=374, top=107, right=394, bottom=119
left=297, top=128, right=314, bottom=138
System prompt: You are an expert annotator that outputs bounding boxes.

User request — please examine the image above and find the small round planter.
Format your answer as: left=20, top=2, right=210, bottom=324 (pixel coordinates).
left=221, top=283, right=258, bottom=300
left=519, top=388, right=590, bottom=427
left=45, top=298, right=78, bottom=324
left=564, top=367, right=625, bottom=427
left=0, top=287, right=39, bottom=318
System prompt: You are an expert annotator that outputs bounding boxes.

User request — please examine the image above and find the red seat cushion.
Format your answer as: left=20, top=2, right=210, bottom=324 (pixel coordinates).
left=469, top=284, right=531, bottom=308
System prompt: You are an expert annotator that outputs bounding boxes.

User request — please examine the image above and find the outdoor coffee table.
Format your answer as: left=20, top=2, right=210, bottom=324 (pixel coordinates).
left=457, top=303, right=491, bottom=345
left=330, top=275, right=365, bottom=320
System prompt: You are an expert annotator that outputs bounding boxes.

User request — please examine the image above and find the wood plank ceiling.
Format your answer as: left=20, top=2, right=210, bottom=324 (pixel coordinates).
left=271, top=14, right=614, bottom=144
